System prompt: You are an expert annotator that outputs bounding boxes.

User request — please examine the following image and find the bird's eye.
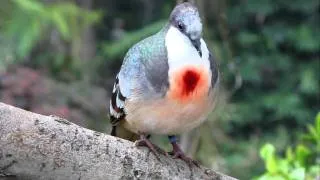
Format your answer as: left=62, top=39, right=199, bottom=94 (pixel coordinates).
left=177, top=23, right=185, bottom=31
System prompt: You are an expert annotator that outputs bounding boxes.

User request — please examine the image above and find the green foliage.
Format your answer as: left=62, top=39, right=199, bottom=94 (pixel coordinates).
left=302, top=113, right=320, bottom=153
left=215, top=0, right=320, bottom=178
left=2, top=0, right=101, bottom=59
left=223, top=0, right=320, bottom=133
left=256, top=113, right=320, bottom=180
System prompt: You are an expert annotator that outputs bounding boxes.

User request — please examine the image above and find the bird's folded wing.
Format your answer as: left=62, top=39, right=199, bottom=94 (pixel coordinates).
left=109, top=32, right=169, bottom=130
left=109, top=72, right=140, bottom=141
left=109, top=75, right=126, bottom=126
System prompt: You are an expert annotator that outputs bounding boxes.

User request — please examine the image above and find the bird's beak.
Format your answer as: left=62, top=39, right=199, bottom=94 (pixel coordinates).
left=191, top=39, right=202, bottom=57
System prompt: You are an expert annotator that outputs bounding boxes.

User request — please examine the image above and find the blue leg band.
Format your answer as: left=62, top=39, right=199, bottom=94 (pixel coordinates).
left=168, top=135, right=177, bottom=143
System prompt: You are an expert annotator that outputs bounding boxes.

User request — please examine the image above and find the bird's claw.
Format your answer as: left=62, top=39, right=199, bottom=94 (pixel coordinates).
left=170, top=150, right=200, bottom=167
left=134, top=137, right=168, bottom=160
left=169, top=142, right=200, bottom=167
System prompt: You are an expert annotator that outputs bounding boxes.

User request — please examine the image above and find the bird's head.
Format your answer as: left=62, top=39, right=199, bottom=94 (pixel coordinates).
left=169, top=2, right=202, bottom=56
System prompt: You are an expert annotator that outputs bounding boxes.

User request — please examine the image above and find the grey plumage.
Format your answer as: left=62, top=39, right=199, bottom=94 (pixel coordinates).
left=209, top=52, right=219, bottom=88
left=118, top=26, right=170, bottom=100
left=169, top=3, right=202, bottom=41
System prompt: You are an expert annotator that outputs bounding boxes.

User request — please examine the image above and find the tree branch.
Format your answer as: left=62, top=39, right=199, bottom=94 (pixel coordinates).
left=0, top=103, right=237, bottom=180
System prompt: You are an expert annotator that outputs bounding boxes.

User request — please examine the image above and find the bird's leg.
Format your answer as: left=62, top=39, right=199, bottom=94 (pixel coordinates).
left=168, top=135, right=200, bottom=167
left=147, top=135, right=169, bottom=156
left=135, top=133, right=168, bottom=159
left=135, top=133, right=157, bottom=155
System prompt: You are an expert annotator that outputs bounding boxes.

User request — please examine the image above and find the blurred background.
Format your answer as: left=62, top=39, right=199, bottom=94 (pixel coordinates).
left=0, top=0, right=319, bottom=179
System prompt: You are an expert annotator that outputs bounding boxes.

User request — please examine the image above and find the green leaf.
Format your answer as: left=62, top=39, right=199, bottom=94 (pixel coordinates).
left=288, top=25, right=320, bottom=52
left=289, top=167, right=305, bottom=180
left=237, top=31, right=260, bottom=47
left=260, top=144, right=278, bottom=173
left=316, top=112, right=320, bottom=134
left=285, top=147, right=294, bottom=162
left=51, top=10, right=70, bottom=39
left=295, top=145, right=311, bottom=166
left=256, top=173, right=286, bottom=180
left=16, top=17, right=41, bottom=58
left=307, top=125, right=319, bottom=141
left=299, top=67, right=319, bottom=94
left=13, top=0, right=44, bottom=13
left=306, top=113, right=320, bottom=143
left=277, top=159, right=290, bottom=175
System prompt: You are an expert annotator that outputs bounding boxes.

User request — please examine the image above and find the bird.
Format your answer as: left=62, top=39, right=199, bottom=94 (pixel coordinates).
left=109, top=2, right=219, bottom=165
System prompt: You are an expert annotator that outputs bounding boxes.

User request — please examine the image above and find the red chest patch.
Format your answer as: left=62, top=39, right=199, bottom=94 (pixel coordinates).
left=182, top=70, right=200, bottom=95
left=167, top=66, right=210, bottom=102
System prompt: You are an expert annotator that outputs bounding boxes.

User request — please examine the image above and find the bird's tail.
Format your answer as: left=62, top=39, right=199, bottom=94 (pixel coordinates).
left=111, top=123, right=139, bottom=142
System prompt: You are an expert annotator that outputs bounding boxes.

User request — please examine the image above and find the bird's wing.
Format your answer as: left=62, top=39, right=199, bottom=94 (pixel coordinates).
left=109, top=30, right=169, bottom=137
left=109, top=73, right=140, bottom=141
left=109, top=43, right=148, bottom=128
left=109, top=45, right=147, bottom=131
left=109, top=74, right=126, bottom=127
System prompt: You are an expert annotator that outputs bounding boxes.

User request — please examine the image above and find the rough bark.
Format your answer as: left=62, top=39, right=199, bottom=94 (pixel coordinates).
left=0, top=103, right=237, bottom=180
